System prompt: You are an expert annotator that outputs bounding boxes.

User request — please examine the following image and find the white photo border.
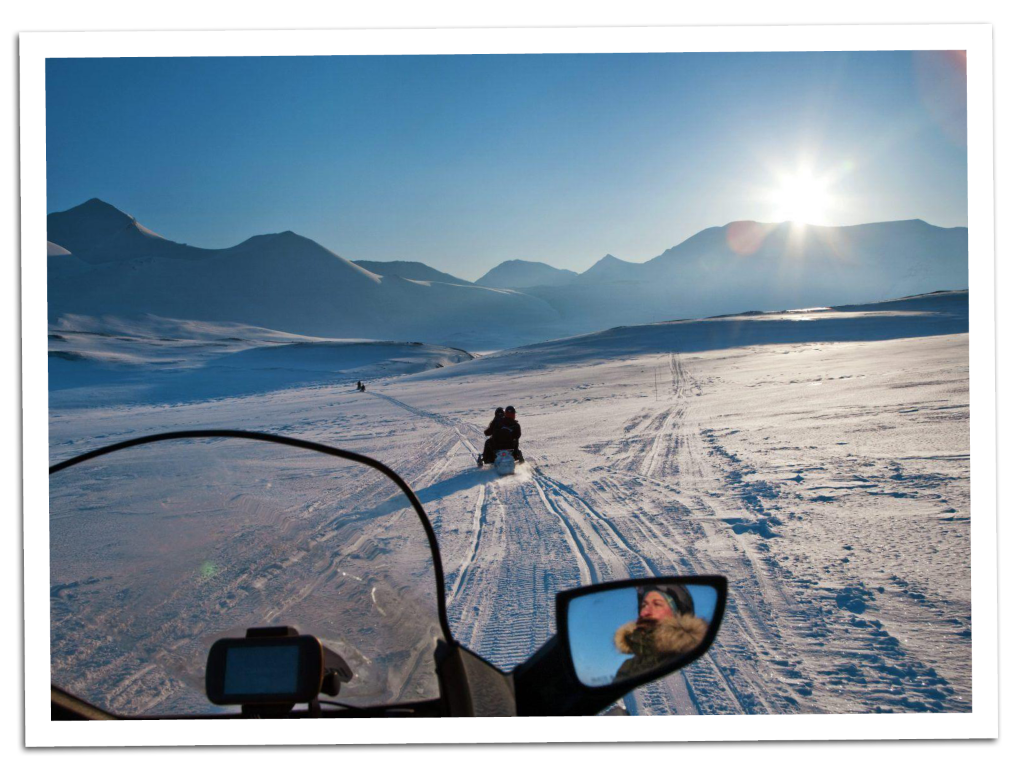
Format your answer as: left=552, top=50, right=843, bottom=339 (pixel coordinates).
left=20, top=24, right=996, bottom=747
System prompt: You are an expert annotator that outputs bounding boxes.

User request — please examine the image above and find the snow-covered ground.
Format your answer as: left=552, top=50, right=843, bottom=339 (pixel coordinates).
left=48, top=315, right=474, bottom=409
left=49, top=292, right=970, bottom=716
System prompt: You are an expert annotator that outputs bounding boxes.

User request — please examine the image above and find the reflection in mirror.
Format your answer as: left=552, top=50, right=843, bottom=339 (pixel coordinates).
left=567, top=582, right=720, bottom=688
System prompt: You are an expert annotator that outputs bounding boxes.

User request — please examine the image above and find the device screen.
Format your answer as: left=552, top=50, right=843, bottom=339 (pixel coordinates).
left=223, top=644, right=301, bottom=696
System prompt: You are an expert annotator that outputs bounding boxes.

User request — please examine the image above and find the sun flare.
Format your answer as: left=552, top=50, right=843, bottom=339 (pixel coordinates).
left=771, top=171, right=832, bottom=225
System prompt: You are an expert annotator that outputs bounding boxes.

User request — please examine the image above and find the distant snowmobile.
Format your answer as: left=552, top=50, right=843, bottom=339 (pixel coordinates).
left=478, top=405, right=525, bottom=472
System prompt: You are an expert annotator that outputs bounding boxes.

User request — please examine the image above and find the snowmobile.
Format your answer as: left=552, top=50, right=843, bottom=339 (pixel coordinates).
left=49, top=430, right=727, bottom=720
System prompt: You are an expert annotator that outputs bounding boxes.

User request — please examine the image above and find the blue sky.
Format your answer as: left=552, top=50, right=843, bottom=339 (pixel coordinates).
left=45, top=52, right=967, bottom=280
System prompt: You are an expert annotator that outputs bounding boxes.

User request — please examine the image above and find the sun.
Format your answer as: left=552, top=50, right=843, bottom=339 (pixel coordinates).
left=770, top=171, right=832, bottom=225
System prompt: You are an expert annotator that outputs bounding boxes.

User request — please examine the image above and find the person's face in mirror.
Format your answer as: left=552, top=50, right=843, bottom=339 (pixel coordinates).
left=567, top=583, right=717, bottom=688
left=611, top=586, right=708, bottom=683
left=638, top=591, right=675, bottom=624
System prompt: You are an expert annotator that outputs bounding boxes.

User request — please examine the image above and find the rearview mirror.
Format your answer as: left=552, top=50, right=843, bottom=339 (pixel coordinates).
left=513, top=575, right=727, bottom=716
left=561, top=577, right=726, bottom=689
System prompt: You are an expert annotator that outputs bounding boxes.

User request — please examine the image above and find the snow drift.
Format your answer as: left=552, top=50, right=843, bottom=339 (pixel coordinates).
left=413, top=291, right=969, bottom=378
left=48, top=315, right=473, bottom=406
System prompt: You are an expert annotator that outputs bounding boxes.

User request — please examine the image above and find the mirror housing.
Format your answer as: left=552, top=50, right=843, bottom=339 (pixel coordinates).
left=513, top=576, right=727, bottom=716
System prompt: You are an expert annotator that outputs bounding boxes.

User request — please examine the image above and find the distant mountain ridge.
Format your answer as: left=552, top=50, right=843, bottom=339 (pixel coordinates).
left=47, top=199, right=969, bottom=349
left=47, top=200, right=561, bottom=349
left=475, top=259, right=578, bottom=289
left=575, top=254, right=645, bottom=284
left=47, top=198, right=213, bottom=264
left=520, top=218, right=967, bottom=333
left=354, top=260, right=472, bottom=286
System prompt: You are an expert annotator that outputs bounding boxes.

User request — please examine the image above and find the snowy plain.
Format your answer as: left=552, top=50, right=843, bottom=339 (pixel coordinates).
left=48, top=291, right=970, bottom=716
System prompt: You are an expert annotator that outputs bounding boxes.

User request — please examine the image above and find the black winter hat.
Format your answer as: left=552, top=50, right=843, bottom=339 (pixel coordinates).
left=505, top=405, right=516, bottom=414
left=637, top=583, right=695, bottom=616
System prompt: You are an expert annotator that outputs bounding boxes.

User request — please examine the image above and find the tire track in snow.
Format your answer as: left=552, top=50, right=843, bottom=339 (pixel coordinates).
left=534, top=468, right=657, bottom=579
left=447, top=484, right=487, bottom=611
left=369, top=380, right=744, bottom=711
left=531, top=476, right=598, bottom=586
left=574, top=358, right=788, bottom=714
left=463, top=478, right=588, bottom=670
left=580, top=478, right=752, bottom=714
left=532, top=469, right=715, bottom=715
left=365, top=383, right=752, bottom=712
left=365, top=388, right=603, bottom=669
left=368, top=390, right=479, bottom=459
left=373, top=372, right=761, bottom=714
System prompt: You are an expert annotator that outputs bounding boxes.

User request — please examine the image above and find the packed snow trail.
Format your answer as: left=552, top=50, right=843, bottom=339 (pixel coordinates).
left=363, top=337, right=970, bottom=715
left=48, top=312, right=971, bottom=715
left=362, top=383, right=741, bottom=715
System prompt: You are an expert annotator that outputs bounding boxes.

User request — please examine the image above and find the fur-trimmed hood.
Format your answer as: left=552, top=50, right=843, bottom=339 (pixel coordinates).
left=614, top=613, right=708, bottom=657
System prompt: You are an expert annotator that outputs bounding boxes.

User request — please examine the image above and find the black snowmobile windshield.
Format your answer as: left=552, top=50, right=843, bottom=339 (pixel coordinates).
left=49, top=433, right=448, bottom=717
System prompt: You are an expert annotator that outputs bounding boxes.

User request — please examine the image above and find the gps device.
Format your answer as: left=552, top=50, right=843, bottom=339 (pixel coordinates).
left=206, top=628, right=325, bottom=707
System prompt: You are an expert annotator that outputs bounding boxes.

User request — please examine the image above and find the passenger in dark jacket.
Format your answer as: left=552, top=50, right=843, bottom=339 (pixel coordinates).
left=484, top=408, right=505, bottom=437
left=482, top=406, right=521, bottom=463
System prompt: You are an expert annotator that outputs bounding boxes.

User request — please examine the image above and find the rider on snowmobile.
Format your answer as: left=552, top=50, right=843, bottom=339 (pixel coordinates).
left=484, top=408, right=504, bottom=437
left=481, top=406, right=522, bottom=464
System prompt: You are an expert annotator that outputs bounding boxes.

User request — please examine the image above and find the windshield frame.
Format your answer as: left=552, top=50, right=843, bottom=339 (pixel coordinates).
left=49, top=429, right=457, bottom=716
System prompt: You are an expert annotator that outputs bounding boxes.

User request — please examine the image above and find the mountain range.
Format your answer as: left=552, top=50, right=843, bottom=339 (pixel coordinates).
left=47, top=198, right=968, bottom=349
